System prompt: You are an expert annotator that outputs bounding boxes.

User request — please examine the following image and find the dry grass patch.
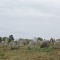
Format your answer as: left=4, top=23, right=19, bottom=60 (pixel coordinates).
left=0, top=45, right=60, bottom=60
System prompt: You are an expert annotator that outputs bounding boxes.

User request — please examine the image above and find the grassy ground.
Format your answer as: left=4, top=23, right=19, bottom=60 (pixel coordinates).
left=0, top=45, right=60, bottom=60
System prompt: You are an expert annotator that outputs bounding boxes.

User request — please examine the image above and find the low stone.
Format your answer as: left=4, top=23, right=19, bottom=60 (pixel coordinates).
left=40, top=40, right=49, bottom=48
left=9, top=41, right=19, bottom=50
left=53, top=41, right=60, bottom=49
left=28, top=40, right=35, bottom=49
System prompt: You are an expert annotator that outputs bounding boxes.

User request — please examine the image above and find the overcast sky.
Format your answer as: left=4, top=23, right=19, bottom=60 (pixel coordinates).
left=0, top=0, right=60, bottom=39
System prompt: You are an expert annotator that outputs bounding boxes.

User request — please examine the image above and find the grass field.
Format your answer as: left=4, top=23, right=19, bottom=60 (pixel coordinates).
left=0, top=45, right=60, bottom=60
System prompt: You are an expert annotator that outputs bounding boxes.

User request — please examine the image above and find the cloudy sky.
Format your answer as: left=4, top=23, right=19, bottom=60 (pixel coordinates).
left=0, top=0, right=60, bottom=39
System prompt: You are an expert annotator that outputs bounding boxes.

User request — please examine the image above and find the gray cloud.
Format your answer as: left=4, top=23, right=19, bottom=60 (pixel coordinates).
left=0, top=0, right=60, bottom=39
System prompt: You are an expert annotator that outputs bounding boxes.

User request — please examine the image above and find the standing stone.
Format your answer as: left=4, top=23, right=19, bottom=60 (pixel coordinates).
left=4, top=38, right=9, bottom=46
left=18, top=39, right=24, bottom=47
left=37, top=39, right=43, bottom=45
left=28, top=40, right=35, bottom=49
left=50, top=38, right=55, bottom=45
left=9, top=41, right=19, bottom=50
left=32, top=37, right=37, bottom=43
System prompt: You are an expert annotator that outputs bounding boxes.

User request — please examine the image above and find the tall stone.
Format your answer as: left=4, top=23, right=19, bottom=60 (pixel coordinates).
left=4, top=38, right=9, bottom=46
left=50, top=38, right=55, bottom=45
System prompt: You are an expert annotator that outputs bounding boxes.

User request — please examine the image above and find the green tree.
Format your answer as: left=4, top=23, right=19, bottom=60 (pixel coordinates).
left=3, top=37, right=7, bottom=41
left=0, top=37, right=2, bottom=42
left=37, top=37, right=43, bottom=41
left=8, top=35, right=14, bottom=43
